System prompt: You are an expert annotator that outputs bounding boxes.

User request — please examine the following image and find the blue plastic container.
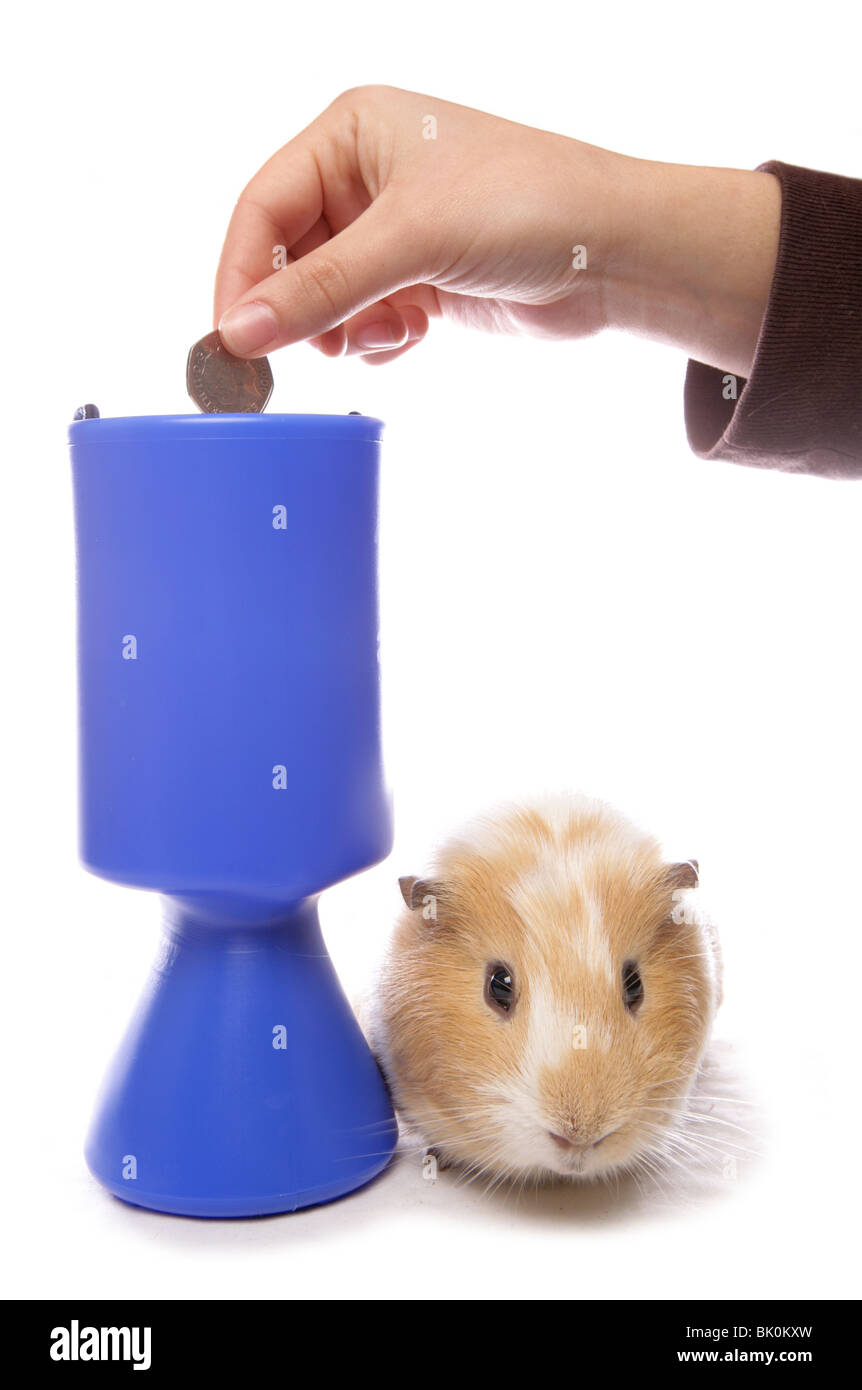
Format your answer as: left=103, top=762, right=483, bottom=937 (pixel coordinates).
left=69, top=413, right=396, bottom=1217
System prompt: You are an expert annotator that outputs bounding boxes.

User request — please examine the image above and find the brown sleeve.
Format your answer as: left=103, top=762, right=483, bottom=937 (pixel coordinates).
left=684, top=160, right=862, bottom=479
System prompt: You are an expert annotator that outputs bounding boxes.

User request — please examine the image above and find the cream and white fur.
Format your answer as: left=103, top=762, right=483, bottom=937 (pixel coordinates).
left=367, top=794, right=722, bottom=1186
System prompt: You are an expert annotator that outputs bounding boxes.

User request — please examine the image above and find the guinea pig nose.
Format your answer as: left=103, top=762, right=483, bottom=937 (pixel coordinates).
left=591, top=1127, right=620, bottom=1149
left=548, top=1131, right=587, bottom=1152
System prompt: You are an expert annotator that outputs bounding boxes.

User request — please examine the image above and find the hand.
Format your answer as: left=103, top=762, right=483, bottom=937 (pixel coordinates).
left=215, top=86, right=780, bottom=377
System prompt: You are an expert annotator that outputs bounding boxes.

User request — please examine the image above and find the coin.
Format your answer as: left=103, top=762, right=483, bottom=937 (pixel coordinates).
left=186, top=331, right=273, bottom=414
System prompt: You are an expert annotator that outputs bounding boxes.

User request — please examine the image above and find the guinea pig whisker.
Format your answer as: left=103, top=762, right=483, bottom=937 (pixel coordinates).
left=484, top=1168, right=520, bottom=1200
left=645, top=1102, right=757, bottom=1138
left=639, top=1099, right=751, bottom=1121
left=648, top=1071, right=704, bottom=1088
left=642, top=1126, right=758, bottom=1162
left=344, top=1118, right=405, bottom=1132
left=456, top=1156, right=511, bottom=1193
left=640, top=1145, right=707, bottom=1178
left=683, top=1134, right=759, bottom=1158
left=641, top=1110, right=743, bottom=1138
left=645, top=1089, right=758, bottom=1110
left=635, top=1117, right=756, bottom=1161
left=630, top=1159, right=677, bottom=1196
left=685, top=1114, right=755, bottom=1136
left=639, top=1145, right=686, bottom=1167
left=433, top=1103, right=502, bottom=1116
left=334, top=1146, right=410, bottom=1162
left=641, top=1129, right=720, bottom=1160
left=688, top=1097, right=758, bottom=1110
left=644, top=1123, right=754, bottom=1154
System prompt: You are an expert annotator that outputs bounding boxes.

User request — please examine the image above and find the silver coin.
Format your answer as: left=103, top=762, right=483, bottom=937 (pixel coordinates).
left=186, top=330, right=273, bottom=414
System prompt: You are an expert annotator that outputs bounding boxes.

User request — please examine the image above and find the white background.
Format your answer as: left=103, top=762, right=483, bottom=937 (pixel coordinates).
left=1, top=0, right=860, bottom=1301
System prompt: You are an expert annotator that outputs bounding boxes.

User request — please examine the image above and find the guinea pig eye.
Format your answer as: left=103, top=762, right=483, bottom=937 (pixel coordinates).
left=622, top=960, right=644, bottom=1013
left=486, top=963, right=515, bottom=1015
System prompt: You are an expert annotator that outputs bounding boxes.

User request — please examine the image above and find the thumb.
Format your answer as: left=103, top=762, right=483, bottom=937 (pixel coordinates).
left=218, top=201, right=424, bottom=357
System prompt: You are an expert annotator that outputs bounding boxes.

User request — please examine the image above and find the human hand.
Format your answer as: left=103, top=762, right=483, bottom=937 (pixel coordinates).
left=215, top=86, right=779, bottom=377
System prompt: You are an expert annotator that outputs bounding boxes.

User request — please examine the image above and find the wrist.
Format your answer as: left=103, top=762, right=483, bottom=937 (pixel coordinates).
left=602, top=158, right=781, bottom=377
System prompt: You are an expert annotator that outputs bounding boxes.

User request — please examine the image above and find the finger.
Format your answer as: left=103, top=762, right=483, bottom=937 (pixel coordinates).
left=214, top=149, right=325, bottom=325
left=218, top=197, right=425, bottom=356
left=214, top=93, right=376, bottom=326
left=308, top=326, right=348, bottom=357
left=360, top=337, right=425, bottom=366
left=215, top=209, right=338, bottom=328
left=266, top=226, right=349, bottom=357
left=311, top=286, right=435, bottom=357
left=344, top=302, right=429, bottom=355
left=292, top=216, right=334, bottom=254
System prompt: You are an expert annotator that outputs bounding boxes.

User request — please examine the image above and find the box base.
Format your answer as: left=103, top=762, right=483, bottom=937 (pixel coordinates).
left=85, top=897, right=398, bottom=1218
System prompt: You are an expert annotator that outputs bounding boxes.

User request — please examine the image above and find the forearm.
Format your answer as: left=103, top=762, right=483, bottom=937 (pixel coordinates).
left=602, top=158, right=781, bottom=378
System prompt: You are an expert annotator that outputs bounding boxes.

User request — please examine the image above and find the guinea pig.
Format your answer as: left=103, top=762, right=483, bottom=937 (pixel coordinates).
left=369, top=794, right=722, bottom=1185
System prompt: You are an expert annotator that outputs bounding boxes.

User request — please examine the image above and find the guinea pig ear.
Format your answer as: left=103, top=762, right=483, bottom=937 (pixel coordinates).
left=398, top=876, right=445, bottom=923
left=665, top=860, right=699, bottom=891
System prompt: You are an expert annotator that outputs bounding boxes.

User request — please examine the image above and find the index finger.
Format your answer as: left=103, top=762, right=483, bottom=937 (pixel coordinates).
left=213, top=124, right=329, bottom=324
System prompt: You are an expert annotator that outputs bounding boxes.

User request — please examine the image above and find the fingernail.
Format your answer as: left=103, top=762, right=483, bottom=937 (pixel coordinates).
left=218, top=302, right=279, bottom=356
left=356, top=321, right=402, bottom=350
left=403, top=308, right=427, bottom=342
